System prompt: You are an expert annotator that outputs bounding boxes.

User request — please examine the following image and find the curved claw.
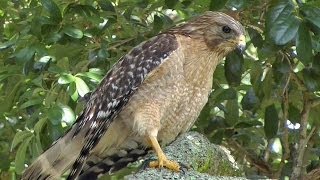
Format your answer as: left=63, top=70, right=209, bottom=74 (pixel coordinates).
left=178, top=162, right=189, bottom=174
left=149, top=158, right=180, bottom=172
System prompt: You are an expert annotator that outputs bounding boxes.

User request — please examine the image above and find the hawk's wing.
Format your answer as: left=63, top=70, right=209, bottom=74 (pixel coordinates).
left=67, top=33, right=178, bottom=179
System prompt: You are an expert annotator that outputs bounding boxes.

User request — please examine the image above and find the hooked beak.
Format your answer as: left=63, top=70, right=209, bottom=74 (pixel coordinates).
left=237, top=35, right=246, bottom=53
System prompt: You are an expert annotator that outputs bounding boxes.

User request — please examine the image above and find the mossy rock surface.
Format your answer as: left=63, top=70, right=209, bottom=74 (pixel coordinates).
left=123, top=131, right=245, bottom=180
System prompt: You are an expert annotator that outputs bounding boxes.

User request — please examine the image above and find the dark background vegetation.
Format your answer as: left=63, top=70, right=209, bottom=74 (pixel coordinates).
left=1, top=0, right=320, bottom=179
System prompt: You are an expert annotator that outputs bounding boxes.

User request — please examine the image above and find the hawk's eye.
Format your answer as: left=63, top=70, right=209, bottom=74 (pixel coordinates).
left=222, top=26, right=231, bottom=33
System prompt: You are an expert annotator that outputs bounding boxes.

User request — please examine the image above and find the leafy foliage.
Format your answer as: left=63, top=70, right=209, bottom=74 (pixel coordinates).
left=1, top=0, right=320, bottom=179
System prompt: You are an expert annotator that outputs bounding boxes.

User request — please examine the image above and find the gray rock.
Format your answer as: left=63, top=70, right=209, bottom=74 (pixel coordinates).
left=125, top=131, right=244, bottom=179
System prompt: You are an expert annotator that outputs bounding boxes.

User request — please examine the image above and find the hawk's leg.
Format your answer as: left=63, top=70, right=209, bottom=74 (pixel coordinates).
left=148, top=136, right=180, bottom=171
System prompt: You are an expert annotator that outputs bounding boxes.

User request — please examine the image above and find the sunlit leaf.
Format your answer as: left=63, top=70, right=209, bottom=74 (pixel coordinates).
left=68, top=82, right=79, bottom=101
left=59, top=104, right=75, bottom=124
left=75, top=77, right=90, bottom=97
left=77, top=72, right=103, bottom=83
left=58, top=73, right=75, bottom=84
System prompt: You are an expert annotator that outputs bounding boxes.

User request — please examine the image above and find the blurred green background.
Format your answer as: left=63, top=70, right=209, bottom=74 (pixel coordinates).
left=1, top=0, right=320, bottom=179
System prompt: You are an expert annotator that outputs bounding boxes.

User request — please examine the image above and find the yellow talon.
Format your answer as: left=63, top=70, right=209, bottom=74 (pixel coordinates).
left=148, top=136, right=180, bottom=171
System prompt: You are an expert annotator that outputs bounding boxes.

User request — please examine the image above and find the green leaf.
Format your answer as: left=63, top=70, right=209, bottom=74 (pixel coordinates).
left=226, top=0, right=246, bottom=10
left=58, top=73, right=75, bottom=84
left=15, top=136, right=33, bottom=174
left=34, top=117, right=48, bottom=136
left=14, top=47, right=35, bottom=63
left=59, top=104, right=75, bottom=124
left=247, top=27, right=263, bottom=48
left=63, top=26, right=83, bottom=39
left=31, top=138, right=43, bottom=159
left=241, top=88, right=260, bottom=111
left=210, top=129, right=224, bottom=144
left=11, top=131, right=33, bottom=150
left=250, top=61, right=263, bottom=88
left=266, top=0, right=300, bottom=45
left=0, top=153, right=10, bottom=171
left=98, top=48, right=109, bottom=60
left=205, top=116, right=227, bottom=133
left=75, top=77, right=90, bottom=97
left=19, top=98, right=43, bottom=109
left=48, top=105, right=63, bottom=125
left=225, top=51, right=244, bottom=87
left=209, top=0, right=227, bottom=11
left=303, top=68, right=320, bottom=91
left=57, top=57, right=70, bottom=70
left=262, top=70, right=274, bottom=100
left=98, top=0, right=115, bottom=12
left=77, top=72, right=103, bottom=82
left=225, top=98, right=239, bottom=126
left=296, top=22, right=313, bottom=65
left=89, top=68, right=105, bottom=75
left=41, top=0, right=62, bottom=23
left=313, top=35, right=320, bottom=53
left=264, top=104, right=279, bottom=139
left=153, top=15, right=164, bottom=34
left=288, top=104, right=301, bottom=124
left=300, top=5, right=320, bottom=29
left=234, top=120, right=263, bottom=128
left=165, top=0, right=179, bottom=8
left=68, top=82, right=79, bottom=101
left=0, top=40, right=15, bottom=50
left=212, top=88, right=237, bottom=105
left=181, top=0, right=192, bottom=8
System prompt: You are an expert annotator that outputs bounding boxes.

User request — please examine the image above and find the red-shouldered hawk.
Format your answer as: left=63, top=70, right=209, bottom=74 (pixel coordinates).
left=22, top=11, right=245, bottom=180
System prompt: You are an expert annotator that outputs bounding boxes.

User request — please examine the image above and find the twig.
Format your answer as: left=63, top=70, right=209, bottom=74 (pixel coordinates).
left=311, top=98, right=320, bottom=108
left=276, top=89, right=290, bottom=178
left=282, top=73, right=291, bottom=95
left=281, top=50, right=307, bottom=92
left=229, top=139, right=272, bottom=176
left=305, top=127, right=320, bottom=180
left=290, top=71, right=307, bottom=91
left=264, top=138, right=274, bottom=163
left=291, top=93, right=312, bottom=179
left=107, top=37, right=136, bottom=50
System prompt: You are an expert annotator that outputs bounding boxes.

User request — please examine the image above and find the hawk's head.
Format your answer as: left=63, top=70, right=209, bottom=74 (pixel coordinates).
left=169, top=11, right=246, bottom=56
